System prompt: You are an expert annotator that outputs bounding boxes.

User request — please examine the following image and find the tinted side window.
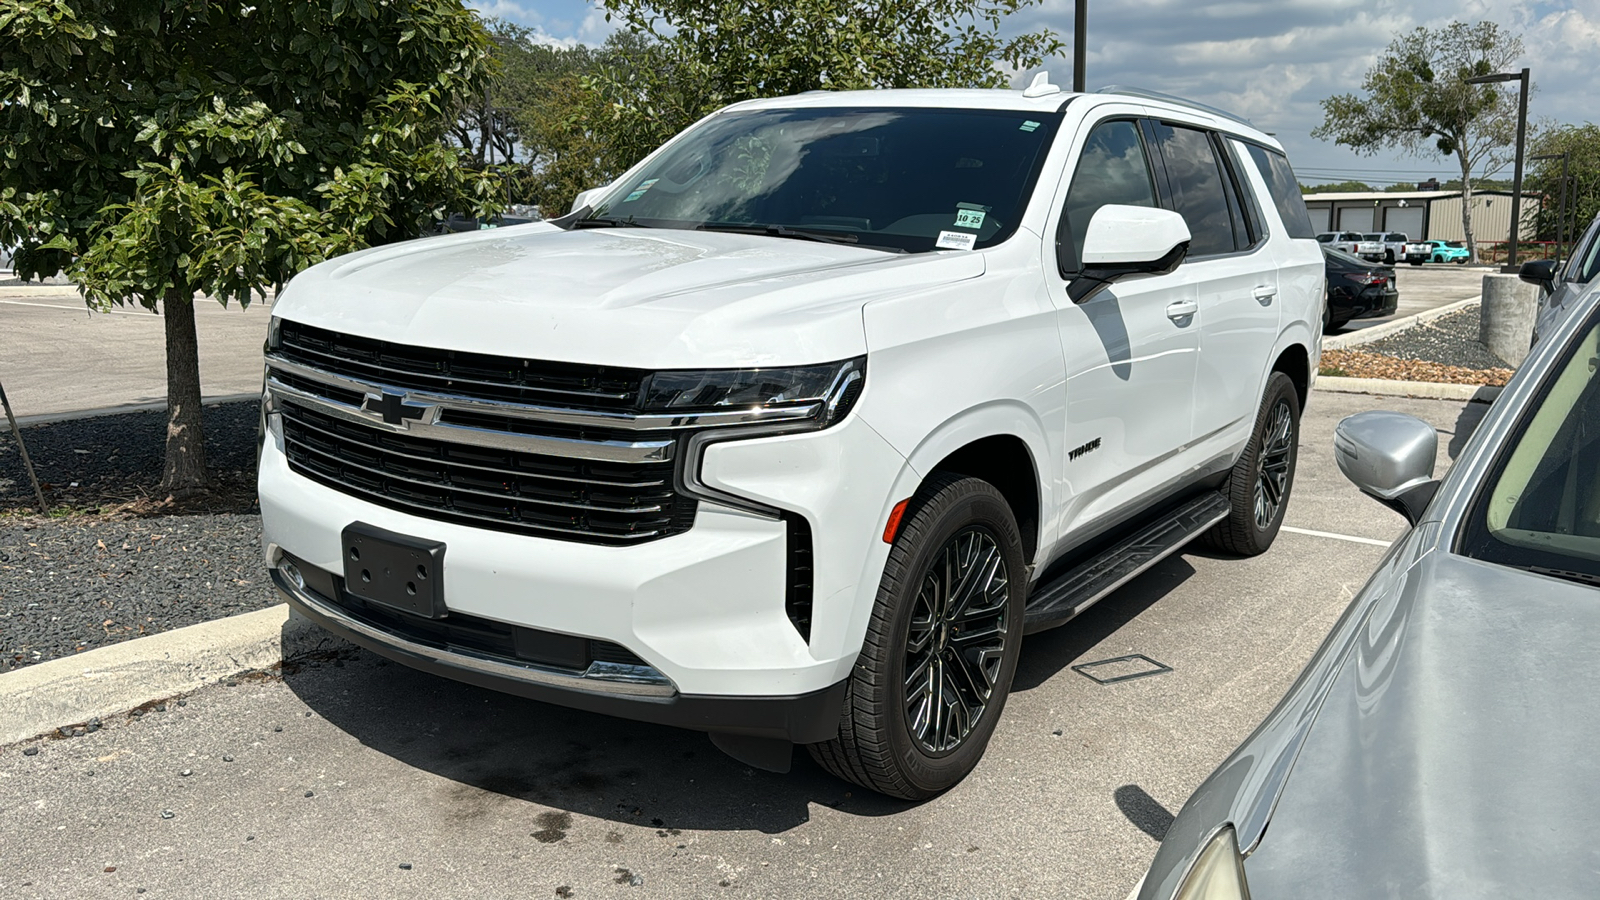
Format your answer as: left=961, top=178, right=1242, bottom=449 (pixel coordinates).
left=1245, top=144, right=1316, bottom=239
left=1150, top=122, right=1235, bottom=257
left=1565, top=218, right=1600, bottom=285
left=1057, top=119, right=1159, bottom=274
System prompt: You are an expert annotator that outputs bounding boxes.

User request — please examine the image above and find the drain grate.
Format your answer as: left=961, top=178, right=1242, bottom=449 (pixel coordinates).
left=1072, top=654, right=1172, bottom=685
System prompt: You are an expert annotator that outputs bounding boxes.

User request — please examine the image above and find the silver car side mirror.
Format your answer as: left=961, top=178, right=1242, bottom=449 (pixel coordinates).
left=1333, top=411, right=1440, bottom=525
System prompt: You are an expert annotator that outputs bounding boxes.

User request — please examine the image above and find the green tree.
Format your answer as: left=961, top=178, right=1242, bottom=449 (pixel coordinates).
left=1300, top=181, right=1378, bottom=194
left=1528, top=123, right=1600, bottom=244
left=0, top=1, right=503, bottom=496
left=515, top=0, right=1065, bottom=214
left=1313, top=21, right=1524, bottom=261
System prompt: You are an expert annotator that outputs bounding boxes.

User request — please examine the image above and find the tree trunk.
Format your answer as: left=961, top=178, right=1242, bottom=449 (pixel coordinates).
left=1458, top=154, right=1477, bottom=263
left=160, top=288, right=209, bottom=497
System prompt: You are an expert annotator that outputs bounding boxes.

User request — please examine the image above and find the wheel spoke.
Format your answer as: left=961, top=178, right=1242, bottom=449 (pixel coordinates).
left=900, top=526, right=1012, bottom=755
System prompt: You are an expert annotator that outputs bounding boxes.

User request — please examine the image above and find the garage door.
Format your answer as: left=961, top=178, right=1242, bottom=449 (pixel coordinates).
left=1338, top=206, right=1375, bottom=233
left=1309, top=207, right=1331, bottom=232
left=1384, top=206, right=1425, bottom=240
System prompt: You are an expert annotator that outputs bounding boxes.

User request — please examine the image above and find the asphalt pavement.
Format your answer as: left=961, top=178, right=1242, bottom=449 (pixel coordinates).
left=0, top=284, right=273, bottom=420
left=0, top=389, right=1488, bottom=900
left=1334, top=263, right=1489, bottom=335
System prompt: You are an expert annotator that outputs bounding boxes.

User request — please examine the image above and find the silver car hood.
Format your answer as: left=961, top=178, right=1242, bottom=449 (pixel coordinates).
left=1243, top=550, right=1600, bottom=898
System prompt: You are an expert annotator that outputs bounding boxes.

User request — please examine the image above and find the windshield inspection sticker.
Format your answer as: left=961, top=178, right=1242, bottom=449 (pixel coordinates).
left=954, top=208, right=987, bottom=230
left=936, top=230, right=977, bottom=251
left=622, top=178, right=658, bottom=202
left=1020, top=120, right=1041, bottom=132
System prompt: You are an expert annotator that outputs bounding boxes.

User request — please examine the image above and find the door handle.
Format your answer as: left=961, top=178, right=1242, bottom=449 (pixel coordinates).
left=1253, top=286, right=1278, bottom=304
left=1165, top=300, right=1199, bottom=320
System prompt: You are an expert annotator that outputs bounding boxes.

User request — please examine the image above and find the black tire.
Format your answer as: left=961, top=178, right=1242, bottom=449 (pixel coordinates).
left=1200, top=372, right=1300, bottom=556
left=1455, top=258, right=1467, bottom=265
left=1384, top=250, right=1395, bottom=264
left=808, top=474, right=1026, bottom=800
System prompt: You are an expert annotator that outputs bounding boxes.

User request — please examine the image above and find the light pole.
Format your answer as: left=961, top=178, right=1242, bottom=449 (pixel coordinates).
left=1530, top=151, right=1570, bottom=265
left=1465, top=68, right=1530, bottom=271
left=1073, top=0, right=1087, bottom=92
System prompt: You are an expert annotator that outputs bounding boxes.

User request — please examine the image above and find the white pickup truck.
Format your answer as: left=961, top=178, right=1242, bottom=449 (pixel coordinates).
left=1401, top=235, right=1433, bottom=265
left=1317, top=231, right=1381, bottom=260
left=259, top=82, right=1323, bottom=799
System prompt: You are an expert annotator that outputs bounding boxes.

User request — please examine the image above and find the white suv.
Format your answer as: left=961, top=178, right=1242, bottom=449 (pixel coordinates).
left=259, top=82, right=1323, bottom=799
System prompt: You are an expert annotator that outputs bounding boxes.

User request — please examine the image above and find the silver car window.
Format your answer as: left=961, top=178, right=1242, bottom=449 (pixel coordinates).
left=1563, top=217, right=1600, bottom=285
left=1464, top=312, right=1600, bottom=579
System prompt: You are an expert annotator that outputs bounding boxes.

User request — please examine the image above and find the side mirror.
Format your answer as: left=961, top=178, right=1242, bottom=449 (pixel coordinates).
left=1068, top=205, right=1191, bottom=303
left=1333, top=411, right=1440, bottom=525
left=570, top=186, right=611, bottom=215
left=1519, top=258, right=1558, bottom=291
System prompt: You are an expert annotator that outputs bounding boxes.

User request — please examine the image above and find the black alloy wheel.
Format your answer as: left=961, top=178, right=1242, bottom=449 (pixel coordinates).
left=809, top=474, right=1026, bottom=800
left=1253, top=398, right=1296, bottom=531
left=1201, top=371, right=1301, bottom=556
left=903, top=528, right=1012, bottom=756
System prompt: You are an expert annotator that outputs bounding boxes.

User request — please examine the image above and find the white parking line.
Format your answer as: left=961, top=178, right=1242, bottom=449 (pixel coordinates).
left=1281, top=525, right=1393, bottom=547
left=0, top=298, right=151, bottom=316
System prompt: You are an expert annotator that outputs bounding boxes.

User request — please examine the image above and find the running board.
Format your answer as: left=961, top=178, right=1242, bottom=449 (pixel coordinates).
left=1023, top=492, right=1230, bottom=635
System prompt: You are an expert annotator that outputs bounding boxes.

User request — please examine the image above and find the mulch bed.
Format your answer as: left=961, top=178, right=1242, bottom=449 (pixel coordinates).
left=1319, top=349, right=1513, bottom=386
left=0, top=401, right=275, bottom=672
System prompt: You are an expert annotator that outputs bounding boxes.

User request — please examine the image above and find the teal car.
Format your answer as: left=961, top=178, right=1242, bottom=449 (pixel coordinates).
left=1426, top=240, right=1471, bottom=264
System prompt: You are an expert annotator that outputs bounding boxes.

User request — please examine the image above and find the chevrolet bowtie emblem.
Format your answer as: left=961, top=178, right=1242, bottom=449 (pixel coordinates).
left=362, top=391, right=435, bottom=427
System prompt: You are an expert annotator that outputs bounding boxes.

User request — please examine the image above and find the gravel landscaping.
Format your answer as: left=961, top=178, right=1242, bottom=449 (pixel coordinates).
left=1322, top=305, right=1515, bottom=385
left=0, top=401, right=274, bottom=671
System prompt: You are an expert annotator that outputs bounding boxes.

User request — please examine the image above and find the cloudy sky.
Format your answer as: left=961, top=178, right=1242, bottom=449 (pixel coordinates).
left=465, top=0, right=1598, bottom=187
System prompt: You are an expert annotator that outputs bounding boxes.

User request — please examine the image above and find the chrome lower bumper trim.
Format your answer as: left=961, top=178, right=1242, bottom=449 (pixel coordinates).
left=272, top=569, right=677, bottom=698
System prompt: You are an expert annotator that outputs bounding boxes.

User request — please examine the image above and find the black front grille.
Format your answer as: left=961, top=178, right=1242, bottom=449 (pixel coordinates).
left=278, top=320, right=650, bottom=410
left=280, top=403, right=696, bottom=544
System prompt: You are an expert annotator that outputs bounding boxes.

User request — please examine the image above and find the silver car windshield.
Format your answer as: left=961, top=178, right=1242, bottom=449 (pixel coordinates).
left=1462, top=311, right=1600, bottom=581
left=586, top=107, right=1061, bottom=254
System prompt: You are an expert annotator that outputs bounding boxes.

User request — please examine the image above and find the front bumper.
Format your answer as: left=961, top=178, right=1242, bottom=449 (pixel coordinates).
left=274, top=565, right=848, bottom=742
left=259, top=404, right=906, bottom=695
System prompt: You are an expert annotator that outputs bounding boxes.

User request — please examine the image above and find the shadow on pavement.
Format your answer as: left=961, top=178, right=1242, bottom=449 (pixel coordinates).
left=1013, top=554, right=1197, bottom=692
left=1445, top=397, right=1492, bottom=460
left=1114, top=784, right=1176, bottom=841
left=280, top=648, right=914, bottom=835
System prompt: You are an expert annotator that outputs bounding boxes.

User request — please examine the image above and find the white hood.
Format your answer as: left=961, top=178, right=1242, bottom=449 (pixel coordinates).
left=273, top=224, right=985, bottom=368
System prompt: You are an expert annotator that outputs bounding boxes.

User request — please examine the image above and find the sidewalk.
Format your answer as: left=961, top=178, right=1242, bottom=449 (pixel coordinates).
left=0, top=283, right=273, bottom=419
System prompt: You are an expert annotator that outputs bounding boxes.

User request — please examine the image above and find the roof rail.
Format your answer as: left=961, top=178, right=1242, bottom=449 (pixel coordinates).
left=1095, top=85, right=1256, bottom=129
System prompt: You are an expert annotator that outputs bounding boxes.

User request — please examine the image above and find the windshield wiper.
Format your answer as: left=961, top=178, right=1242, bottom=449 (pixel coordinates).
left=569, top=215, right=654, bottom=229
left=697, top=222, right=870, bottom=248
left=1528, top=565, right=1600, bottom=588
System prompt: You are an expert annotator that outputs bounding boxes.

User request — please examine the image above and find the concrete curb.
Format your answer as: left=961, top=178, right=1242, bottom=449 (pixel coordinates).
left=14, top=392, right=260, bottom=427
left=1323, top=295, right=1481, bottom=350
left=1314, top=375, right=1503, bottom=403
left=0, top=604, right=346, bottom=746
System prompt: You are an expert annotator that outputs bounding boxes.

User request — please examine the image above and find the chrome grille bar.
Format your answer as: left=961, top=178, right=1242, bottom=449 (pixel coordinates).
left=265, top=354, right=822, bottom=432
left=268, top=374, right=674, bottom=464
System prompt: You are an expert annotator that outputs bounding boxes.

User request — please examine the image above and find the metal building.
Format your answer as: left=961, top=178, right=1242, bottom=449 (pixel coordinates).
left=1302, top=189, right=1541, bottom=243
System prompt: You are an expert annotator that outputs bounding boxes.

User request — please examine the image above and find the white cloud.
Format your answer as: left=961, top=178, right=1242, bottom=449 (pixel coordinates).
left=483, top=0, right=1595, bottom=183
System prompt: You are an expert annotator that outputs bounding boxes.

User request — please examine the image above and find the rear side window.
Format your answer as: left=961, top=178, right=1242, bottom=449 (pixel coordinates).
left=1564, top=218, right=1600, bottom=285
left=1245, top=144, right=1316, bottom=239
left=1149, top=122, right=1236, bottom=257
left=1057, top=119, right=1159, bottom=274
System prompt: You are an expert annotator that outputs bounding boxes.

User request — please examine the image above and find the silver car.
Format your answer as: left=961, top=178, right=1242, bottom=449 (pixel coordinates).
left=1523, top=211, right=1600, bottom=345
left=1138, top=277, right=1600, bottom=899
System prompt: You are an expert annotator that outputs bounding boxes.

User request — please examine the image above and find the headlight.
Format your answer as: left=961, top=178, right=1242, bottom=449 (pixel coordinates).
left=642, top=357, right=865, bottom=428
left=266, top=315, right=282, bottom=352
left=1172, top=827, right=1251, bottom=900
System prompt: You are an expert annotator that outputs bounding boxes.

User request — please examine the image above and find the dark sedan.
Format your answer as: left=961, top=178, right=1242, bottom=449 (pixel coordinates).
left=1323, top=246, right=1398, bottom=332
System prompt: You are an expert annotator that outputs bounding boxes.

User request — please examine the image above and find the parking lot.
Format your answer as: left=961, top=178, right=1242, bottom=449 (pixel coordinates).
left=0, top=388, right=1488, bottom=899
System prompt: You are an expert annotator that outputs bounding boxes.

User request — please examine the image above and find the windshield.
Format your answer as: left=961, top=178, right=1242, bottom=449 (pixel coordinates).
left=585, top=107, right=1061, bottom=253
left=1460, top=309, right=1600, bottom=580
left=1363, top=233, right=1383, bottom=241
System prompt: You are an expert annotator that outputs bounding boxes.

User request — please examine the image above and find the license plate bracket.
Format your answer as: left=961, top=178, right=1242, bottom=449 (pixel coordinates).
left=341, top=523, right=446, bottom=619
